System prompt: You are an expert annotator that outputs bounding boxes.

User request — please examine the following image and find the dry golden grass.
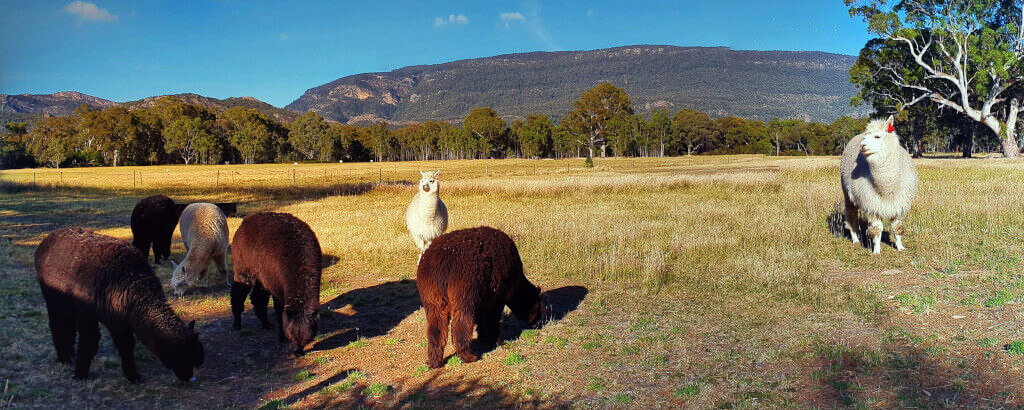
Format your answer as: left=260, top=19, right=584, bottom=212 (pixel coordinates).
left=1, top=155, right=1024, bottom=407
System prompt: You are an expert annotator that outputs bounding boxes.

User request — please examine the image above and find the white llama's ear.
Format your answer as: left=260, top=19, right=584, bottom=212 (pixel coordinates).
left=433, top=170, right=440, bottom=178
left=885, top=115, right=895, bottom=133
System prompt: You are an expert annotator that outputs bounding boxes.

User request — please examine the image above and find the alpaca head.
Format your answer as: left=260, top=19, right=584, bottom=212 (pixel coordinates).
left=282, top=306, right=319, bottom=356
left=163, top=320, right=204, bottom=382
left=859, top=115, right=901, bottom=162
left=170, top=260, right=199, bottom=295
left=418, top=170, right=440, bottom=194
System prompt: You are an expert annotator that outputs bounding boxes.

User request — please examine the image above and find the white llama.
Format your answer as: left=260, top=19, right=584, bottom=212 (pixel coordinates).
left=406, top=170, right=448, bottom=261
left=839, top=115, right=918, bottom=254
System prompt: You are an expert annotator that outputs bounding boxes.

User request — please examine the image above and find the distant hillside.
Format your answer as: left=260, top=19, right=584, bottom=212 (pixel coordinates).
left=1, top=92, right=299, bottom=125
left=122, top=93, right=300, bottom=123
left=0, top=91, right=116, bottom=117
left=287, top=45, right=868, bottom=124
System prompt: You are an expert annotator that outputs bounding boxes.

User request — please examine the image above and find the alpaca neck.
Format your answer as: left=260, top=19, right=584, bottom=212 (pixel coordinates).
left=416, top=191, right=440, bottom=215
left=866, top=152, right=901, bottom=198
left=129, top=299, right=187, bottom=353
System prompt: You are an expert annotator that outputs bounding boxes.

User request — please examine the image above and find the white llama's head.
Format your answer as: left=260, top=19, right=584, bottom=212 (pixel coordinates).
left=418, top=170, right=440, bottom=194
left=859, top=115, right=901, bottom=161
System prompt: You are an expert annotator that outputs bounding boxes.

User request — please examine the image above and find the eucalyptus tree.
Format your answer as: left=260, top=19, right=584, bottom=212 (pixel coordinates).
left=847, top=0, right=1024, bottom=157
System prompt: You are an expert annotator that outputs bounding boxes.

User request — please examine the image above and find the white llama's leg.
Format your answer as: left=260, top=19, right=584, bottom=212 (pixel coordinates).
left=891, top=219, right=906, bottom=251
left=867, top=218, right=884, bottom=255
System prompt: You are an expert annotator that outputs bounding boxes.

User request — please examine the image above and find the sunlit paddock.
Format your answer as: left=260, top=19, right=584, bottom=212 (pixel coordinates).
left=2, top=155, right=1024, bottom=407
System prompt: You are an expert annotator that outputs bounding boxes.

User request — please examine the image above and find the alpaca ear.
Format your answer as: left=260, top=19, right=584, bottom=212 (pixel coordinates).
left=433, top=170, right=441, bottom=179
left=885, top=115, right=895, bottom=133
left=187, top=320, right=196, bottom=332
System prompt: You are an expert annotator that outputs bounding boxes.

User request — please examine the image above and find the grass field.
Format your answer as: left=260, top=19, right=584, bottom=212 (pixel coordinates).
left=2, top=155, right=1024, bottom=407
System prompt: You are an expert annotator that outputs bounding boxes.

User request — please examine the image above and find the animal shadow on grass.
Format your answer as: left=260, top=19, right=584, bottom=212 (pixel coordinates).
left=309, top=280, right=421, bottom=352
left=480, top=285, right=589, bottom=355
left=321, top=254, right=341, bottom=270
left=826, top=205, right=896, bottom=251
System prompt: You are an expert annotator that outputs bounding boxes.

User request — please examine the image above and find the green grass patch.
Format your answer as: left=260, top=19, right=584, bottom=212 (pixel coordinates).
left=346, top=370, right=367, bottom=381
left=257, top=399, right=287, bottom=410
left=293, top=370, right=315, bottom=382
left=363, top=383, right=391, bottom=398
left=347, top=339, right=369, bottom=349
left=675, top=383, right=701, bottom=398
left=411, top=364, right=430, bottom=377
left=984, top=289, right=1016, bottom=308
left=1006, top=341, right=1024, bottom=355
left=445, top=356, right=463, bottom=368
left=894, top=292, right=936, bottom=314
left=613, top=394, right=634, bottom=404
left=544, top=335, right=569, bottom=348
left=320, top=380, right=355, bottom=395
left=586, top=378, right=607, bottom=392
left=311, top=356, right=331, bottom=366
left=503, top=352, right=527, bottom=366
left=518, top=329, right=540, bottom=346
left=384, top=337, right=403, bottom=346
left=978, top=337, right=998, bottom=347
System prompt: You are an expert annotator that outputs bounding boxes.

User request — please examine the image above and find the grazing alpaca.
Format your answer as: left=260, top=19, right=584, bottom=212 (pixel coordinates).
left=231, top=212, right=321, bottom=356
left=416, top=226, right=547, bottom=368
left=171, top=203, right=230, bottom=295
left=35, top=227, right=204, bottom=382
left=840, top=115, right=918, bottom=254
left=131, top=195, right=182, bottom=264
left=406, top=170, right=448, bottom=260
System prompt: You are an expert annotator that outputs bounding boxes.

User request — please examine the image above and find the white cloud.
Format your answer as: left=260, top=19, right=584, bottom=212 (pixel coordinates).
left=498, top=8, right=559, bottom=51
left=279, top=33, right=289, bottom=41
left=434, top=13, right=468, bottom=27
left=586, top=9, right=597, bottom=18
left=64, top=1, right=118, bottom=22
left=500, top=12, right=525, bottom=22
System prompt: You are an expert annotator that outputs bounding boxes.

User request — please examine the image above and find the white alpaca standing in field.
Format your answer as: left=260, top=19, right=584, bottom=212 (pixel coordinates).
left=839, top=115, right=918, bottom=254
left=171, top=203, right=230, bottom=295
left=406, top=170, right=448, bottom=261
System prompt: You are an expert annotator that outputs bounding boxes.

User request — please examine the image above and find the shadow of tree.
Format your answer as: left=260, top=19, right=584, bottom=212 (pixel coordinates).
left=310, top=280, right=421, bottom=352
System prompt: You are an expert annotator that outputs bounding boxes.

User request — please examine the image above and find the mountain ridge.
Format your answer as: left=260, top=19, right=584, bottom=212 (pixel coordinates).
left=287, top=45, right=867, bottom=124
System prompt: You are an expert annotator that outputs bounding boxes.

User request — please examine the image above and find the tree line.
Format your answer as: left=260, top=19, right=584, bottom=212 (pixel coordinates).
left=0, top=84, right=935, bottom=169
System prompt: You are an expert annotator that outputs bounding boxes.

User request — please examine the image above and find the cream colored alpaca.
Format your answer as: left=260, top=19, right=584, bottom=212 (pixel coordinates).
left=171, top=203, right=230, bottom=294
left=406, top=171, right=448, bottom=261
left=839, top=115, right=918, bottom=254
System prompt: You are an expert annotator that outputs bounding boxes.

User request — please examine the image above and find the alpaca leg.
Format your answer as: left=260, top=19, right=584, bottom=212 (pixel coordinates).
left=892, top=219, right=907, bottom=251
left=111, top=328, right=141, bottom=383
left=73, top=316, right=100, bottom=380
left=476, top=306, right=503, bottom=350
left=424, top=305, right=450, bottom=369
left=272, top=296, right=286, bottom=342
left=867, top=218, right=884, bottom=255
left=213, top=253, right=230, bottom=286
left=250, top=285, right=274, bottom=330
left=42, top=291, right=76, bottom=364
left=231, top=282, right=252, bottom=329
left=844, top=201, right=860, bottom=245
left=451, top=308, right=479, bottom=364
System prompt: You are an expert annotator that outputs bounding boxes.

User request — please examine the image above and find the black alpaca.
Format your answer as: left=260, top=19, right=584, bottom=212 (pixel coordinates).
left=35, top=227, right=204, bottom=382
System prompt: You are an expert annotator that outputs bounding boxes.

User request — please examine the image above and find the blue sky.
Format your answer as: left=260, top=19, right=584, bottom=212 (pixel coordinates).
left=0, top=1, right=872, bottom=107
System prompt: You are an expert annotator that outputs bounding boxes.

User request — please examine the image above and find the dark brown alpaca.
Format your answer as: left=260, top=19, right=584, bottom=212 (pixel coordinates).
left=35, top=227, right=204, bottom=383
left=131, top=195, right=182, bottom=264
left=416, top=226, right=547, bottom=368
left=231, top=212, right=322, bottom=356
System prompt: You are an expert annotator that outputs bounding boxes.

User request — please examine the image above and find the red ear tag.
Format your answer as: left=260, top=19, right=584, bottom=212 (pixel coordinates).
left=887, top=123, right=895, bottom=133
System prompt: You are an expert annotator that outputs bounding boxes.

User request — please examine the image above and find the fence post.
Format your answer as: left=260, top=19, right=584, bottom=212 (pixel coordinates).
left=33, top=172, right=36, bottom=188
left=60, top=171, right=63, bottom=186
left=216, top=170, right=220, bottom=187
left=292, top=169, right=296, bottom=185
left=379, top=168, right=382, bottom=183
left=133, top=170, right=136, bottom=190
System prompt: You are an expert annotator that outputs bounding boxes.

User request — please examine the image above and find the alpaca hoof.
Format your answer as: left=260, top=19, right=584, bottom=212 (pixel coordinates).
left=427, top=361, right=442, bottom=369
left=73, top=371, right=89, bottom=381
left=458, top=353, right=479, bottom=363
left=125, top=371, right=144, bottom=384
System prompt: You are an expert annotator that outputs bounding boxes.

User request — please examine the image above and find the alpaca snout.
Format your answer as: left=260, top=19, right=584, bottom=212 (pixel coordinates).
left=422, top=184, right=431, bottom=192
